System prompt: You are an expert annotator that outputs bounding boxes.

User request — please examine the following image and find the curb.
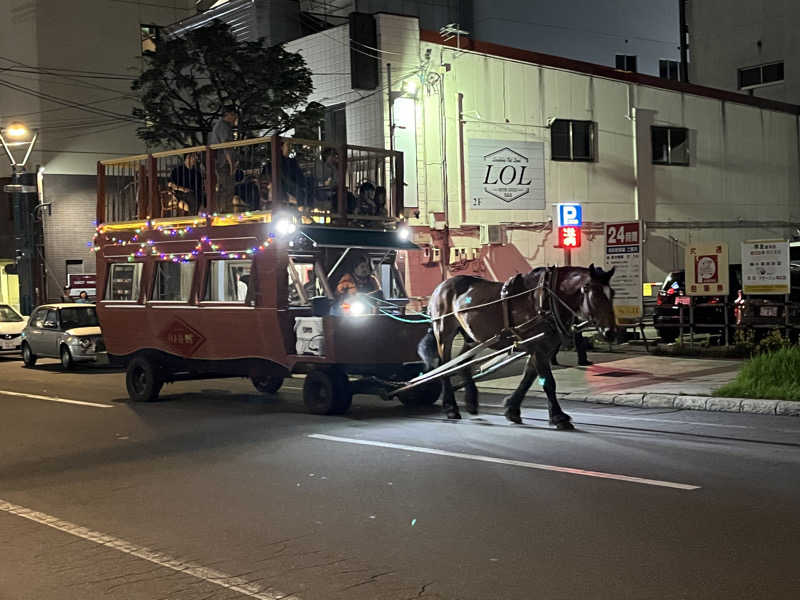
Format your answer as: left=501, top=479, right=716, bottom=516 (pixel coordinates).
left=477, top=388, right=800, bottom=417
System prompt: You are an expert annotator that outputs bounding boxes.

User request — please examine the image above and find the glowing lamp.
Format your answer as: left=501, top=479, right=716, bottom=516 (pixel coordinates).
left=5, top=123, right=29, bottom=138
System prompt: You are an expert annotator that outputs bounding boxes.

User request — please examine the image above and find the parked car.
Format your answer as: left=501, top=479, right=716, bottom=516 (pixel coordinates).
left=654, top=265, right=742, bottom=342
left=655, top=264, right=800, bottom=342
left=21, top=303, right=104, bottom=369
left=0, top=304, right=27, bottom=356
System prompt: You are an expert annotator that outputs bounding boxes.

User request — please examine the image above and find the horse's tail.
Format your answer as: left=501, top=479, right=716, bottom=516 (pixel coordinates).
left=417, top=327, right=440, bottom=372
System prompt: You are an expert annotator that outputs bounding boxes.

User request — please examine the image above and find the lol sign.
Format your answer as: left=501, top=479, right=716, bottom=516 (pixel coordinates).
left=555, top=203, right=582, bottom=248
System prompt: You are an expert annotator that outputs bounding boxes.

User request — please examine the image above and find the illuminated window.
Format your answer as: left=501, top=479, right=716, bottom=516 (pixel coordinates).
left=204, top=259, right=252, bottom=303
left=141, top=24, right=160, bottom=55
left=651, top=126, right=689, bottom=166
left=551, top=119, right=596, bottom=161
left=106, top=263, right=143, bottom=301
left=152, top=262, right=195, bottom=302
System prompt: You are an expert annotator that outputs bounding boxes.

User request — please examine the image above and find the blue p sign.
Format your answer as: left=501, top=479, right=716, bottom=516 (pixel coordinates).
left=556, top=203, right=582, bottom=227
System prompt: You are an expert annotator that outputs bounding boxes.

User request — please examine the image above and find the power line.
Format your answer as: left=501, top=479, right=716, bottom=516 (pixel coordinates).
left=0, top=94, right=130, bottom=120
left=0, top=78, right=141, bottom=123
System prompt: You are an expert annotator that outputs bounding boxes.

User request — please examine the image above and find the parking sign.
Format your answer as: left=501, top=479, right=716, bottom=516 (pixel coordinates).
left=555, top=203, right=582, bottom=227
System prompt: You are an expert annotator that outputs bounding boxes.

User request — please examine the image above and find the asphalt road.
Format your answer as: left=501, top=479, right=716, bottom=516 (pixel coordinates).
left=0, top=354, right=799, bottom=600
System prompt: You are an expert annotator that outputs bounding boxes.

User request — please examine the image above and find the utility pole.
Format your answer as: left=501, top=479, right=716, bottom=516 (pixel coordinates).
left=679, top=0, right=690, bottom=83
left=1, top=124, right=41, bottom=315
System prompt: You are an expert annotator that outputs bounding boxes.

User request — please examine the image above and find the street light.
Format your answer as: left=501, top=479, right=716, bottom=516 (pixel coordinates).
left=1, top=122, right=41, bottom=315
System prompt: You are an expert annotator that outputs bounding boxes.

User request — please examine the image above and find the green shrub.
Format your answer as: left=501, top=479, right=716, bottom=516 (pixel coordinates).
left=715, top=346, right=800, bottom=401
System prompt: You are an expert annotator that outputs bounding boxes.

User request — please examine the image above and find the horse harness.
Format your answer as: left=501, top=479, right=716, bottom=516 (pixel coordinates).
left=500, top=267, right=581, bottom=344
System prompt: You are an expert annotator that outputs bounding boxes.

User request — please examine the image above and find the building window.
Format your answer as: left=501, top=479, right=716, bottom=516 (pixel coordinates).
left=651, top=126, right=690, bottom=166
left=616, top=54, right=638, bottom=73
left=106, top=263, right=143, bottom=301
left=551, top=119, right=596, bottom=161
left=141, top=24, right=160, bottom=55
left=738, top=61, right=784, bottom=89
left=204, top=259, right=252, bottom=303
left=152, top=261, right=195, bottom=302
left=659, top=59, right=680, bottom=81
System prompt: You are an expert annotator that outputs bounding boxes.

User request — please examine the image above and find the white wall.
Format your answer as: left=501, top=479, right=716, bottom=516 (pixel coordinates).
left=688, top=0, right=800, bottom=104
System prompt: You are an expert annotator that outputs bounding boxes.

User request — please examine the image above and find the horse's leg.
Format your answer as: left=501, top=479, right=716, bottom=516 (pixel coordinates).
left=460, top=339, right=479, bottom=415
left=438, top=338, right=461, bottom=420
left=534, top=351, right=574, bottom=430
left=502, top=354, right=538, bottom=424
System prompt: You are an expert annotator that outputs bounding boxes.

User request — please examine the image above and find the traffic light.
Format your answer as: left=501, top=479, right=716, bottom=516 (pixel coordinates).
left=557, top=226, right=581, bottom=248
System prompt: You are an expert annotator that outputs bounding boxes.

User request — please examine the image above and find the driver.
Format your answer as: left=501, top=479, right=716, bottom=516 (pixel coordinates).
left=336, top=257, right=379, bottom=300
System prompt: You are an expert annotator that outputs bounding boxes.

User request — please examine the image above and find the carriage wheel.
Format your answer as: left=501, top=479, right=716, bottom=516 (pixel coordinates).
left=126, top=355, right=163, bottom=402
left=398, top=380, right=441, bottom=407
left=303, top=367, right=352, bottom=415
left=251, top=375, right=284, bottom=394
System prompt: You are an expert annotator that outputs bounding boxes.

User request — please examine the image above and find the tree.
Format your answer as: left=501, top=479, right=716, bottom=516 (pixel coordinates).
left=131, top=20, right=324, bottom=148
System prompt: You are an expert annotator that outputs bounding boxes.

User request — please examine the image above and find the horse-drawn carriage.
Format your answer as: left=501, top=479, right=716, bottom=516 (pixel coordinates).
left=95, top=136, right=618, bottom=427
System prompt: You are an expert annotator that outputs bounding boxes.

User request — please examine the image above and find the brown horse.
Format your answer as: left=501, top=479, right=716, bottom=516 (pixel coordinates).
left=419, top=265, right=617, bottom=429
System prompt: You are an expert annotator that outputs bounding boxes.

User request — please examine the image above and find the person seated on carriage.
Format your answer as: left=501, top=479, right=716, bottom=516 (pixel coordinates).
left=373, top=185, right=387, bottom=217
left=233, top=165, right=261, bottom=211
left=168, top=153, right=203, bottom=214
left=355, top=181, right=377, bottom=216
left=331, top=255, right=382, bottom=315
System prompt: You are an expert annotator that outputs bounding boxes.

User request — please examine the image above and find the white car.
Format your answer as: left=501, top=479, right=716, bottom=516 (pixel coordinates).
left=21, top=303, right=104, bottom=369
left=0, top=304, right=27, bottom=356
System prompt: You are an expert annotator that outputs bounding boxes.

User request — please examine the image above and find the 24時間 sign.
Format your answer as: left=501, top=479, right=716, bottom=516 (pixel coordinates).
left=604, top=222, right=642, bottom=321
left=467, top=139, right=545, bottom=210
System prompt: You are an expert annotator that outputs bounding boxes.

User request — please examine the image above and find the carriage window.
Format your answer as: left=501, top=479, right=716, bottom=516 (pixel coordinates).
left=204, top=259, right=253, bottom=303
left=106, top=263, right=143, bottom=301
left=152, top=262, right=195, bottom=302
left=288, top=259, right=320, bottom=306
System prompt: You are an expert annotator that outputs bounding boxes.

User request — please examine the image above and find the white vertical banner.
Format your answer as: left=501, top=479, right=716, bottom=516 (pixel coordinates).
left=393, top=97, right=418, bottom=208
left=604, top=222, right=642, bottom=321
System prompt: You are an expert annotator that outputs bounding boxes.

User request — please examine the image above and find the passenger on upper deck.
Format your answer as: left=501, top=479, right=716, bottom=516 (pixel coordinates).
left=209, top=107, right=238, bottom=208
left=168, top=153, right=203, bottom=214
left=280, top=140, right=307, bottom=207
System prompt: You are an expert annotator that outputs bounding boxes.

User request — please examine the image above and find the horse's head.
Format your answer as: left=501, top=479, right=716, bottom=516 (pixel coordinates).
left=580, top=264, right=617, bottom=342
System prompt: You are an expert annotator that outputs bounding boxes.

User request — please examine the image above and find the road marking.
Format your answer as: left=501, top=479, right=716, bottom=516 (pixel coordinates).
left=308, top=434, right=700, bottom=491
left=0, top=389, right=113, bottom=408
left=0, top=499, right=299, bottom=600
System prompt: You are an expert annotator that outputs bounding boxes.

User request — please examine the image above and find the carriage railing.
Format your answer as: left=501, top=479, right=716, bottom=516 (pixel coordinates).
left=97, top=135, right=404, bottom=227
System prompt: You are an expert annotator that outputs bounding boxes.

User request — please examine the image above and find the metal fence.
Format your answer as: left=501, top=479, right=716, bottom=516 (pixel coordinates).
left=98, top=136, right=404, bottom=226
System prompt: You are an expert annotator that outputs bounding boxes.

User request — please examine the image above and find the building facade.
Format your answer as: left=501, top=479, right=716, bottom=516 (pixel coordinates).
left=687, top=0, right=800, bottom=104
left=287, top=13, right=800, bottom=297
left=0, top=0, right=195, bottom=306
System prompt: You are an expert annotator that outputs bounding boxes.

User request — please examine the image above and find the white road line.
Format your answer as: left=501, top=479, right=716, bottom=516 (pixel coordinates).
left=0, top=389, right=113, bottom=408
left=0, top=499, right=299, bottom=600
left=308, top=434, right=700, bottom=491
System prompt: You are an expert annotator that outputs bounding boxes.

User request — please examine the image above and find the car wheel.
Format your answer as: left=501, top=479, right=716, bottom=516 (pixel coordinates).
left=60, top=346, right=74, bottom=370
left=251, top=375, right=284, bottom=394
left=657, top=329, right=678, bottom=343
left=303, top=368, right=352, bottom=415
left=22, top=342, right=37, bottom=368
left=125, top=355, right=163, bottom=402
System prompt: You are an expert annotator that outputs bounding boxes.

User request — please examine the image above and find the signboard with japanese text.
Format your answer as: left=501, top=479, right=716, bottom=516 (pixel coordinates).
left=67, top=273, right=96, bottom=298
left=741, top=240, right=790, bottom=294
left=557, top=226, right=581, bottom=248
left=685, top=242, right=729, bottom=296
left=604, top=222, right=642, bottom=320
left=467, top=138, right=545, bottom=210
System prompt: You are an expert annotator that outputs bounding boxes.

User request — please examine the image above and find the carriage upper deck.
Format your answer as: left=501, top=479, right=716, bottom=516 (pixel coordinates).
left=96, top=135, right=405, bottom=230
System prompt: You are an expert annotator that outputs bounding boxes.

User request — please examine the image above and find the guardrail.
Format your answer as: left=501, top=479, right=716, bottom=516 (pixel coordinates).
left=97, top=135, right=404, bottom=227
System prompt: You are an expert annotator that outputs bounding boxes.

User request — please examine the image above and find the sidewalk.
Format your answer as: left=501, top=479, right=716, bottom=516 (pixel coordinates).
left=474, top=351, right=800, bottom=417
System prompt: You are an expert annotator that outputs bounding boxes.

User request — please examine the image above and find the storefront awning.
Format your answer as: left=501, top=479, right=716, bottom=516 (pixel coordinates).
left=299, top=227, right=419, bottom=250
